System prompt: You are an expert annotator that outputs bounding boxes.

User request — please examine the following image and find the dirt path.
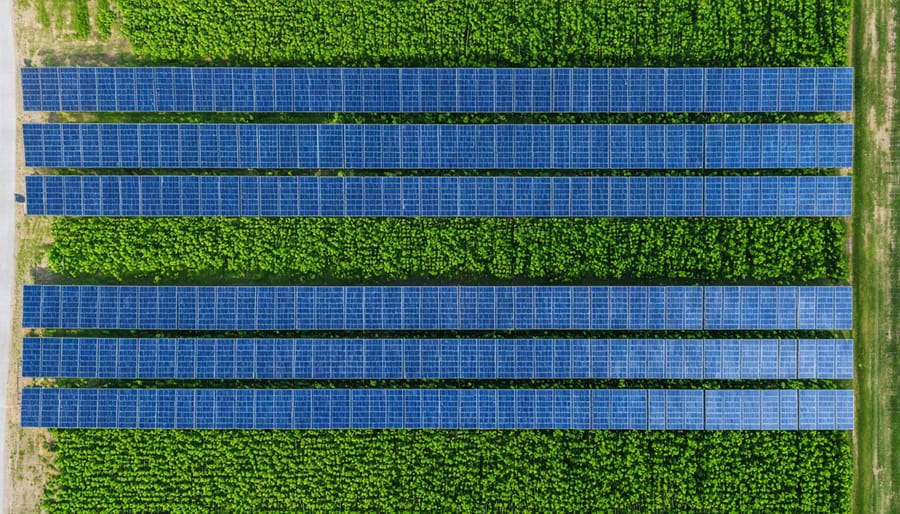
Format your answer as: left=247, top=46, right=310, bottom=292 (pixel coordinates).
left=0, top=0, right=14, bottom=509
left=851, top=0, right=898, bottom=512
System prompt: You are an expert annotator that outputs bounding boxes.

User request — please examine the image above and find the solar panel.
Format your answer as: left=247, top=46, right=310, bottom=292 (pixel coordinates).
left=21, top=67, right=854, bottom=113
left=28, top=175, right=849, bottom=218
left=22, top=123, right=852, bottom=169
left=22, top=286, right=850, bottom=331
left=702, top=389, right=853, bottom=431
left=704, top=286, right=852, bottom=331
left=23, top=337, right=852, bottom=380
left=20, top=388, right=855, bottom=430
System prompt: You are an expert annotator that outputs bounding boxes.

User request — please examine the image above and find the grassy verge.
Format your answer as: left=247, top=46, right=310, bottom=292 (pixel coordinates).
left=850, top=0, right=898, bottom=512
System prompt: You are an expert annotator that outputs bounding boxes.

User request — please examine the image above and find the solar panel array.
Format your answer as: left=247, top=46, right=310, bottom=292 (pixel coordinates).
left=22, top=338, right=854, bottom=380
left=22, top=285, right=852, bottom=331
left=703, top=286, right=852, bottom=330
left=24, top=175, right=852, bottom=218
left=18, top=65, right=855, bottom=433
left=20, top=388, right=853, bottom=430
left=21, top=67, right=853, bottom=113
left=705, top=389, right=854, bottom=430
left=21, top=123, right=854, bottom=169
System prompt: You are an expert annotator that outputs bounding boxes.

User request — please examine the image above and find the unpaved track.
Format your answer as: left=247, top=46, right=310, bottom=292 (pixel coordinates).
left=851, top=0, right=898, bottom=512
left=0, top=0, right=15, bottom=511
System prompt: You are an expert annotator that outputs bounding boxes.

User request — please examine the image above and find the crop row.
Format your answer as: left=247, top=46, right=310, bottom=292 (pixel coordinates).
left=49, top=217, right=848, bottom=284
left=117, top=0, right=850, bottom=67
left=44, top=429, right=850, bottom=512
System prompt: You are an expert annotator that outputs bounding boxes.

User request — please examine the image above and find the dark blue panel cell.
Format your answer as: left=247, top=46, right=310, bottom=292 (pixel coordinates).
left=418, top=177, right=442, bottom=217
left=608, top=176, right=627, bottom=217
left=508, top=68, right=532, bottom=113
left=835, top=124, right=854, bottom=168
left=360, top=68, right=382, bottom=112
left=532, top=176, right=551, bottom=215
left=531, top=69, right=551, bottom=113
left=134, top=68, right=158, bottom=111
left=833, top=68, right=854, bottom=112
left=511, top=177, right=531, bottom=217
left=59, top=123, right=83, bottom=167
left=624, top=68, right=647, bottom=112
left=37, top=69, right=63, bottom=112
left=21, top=68, right=44, bottom=111
left=57, top=68, right=81, bottom=111
left=778, top=68, right=799, bottom=111
left=113, top=68, right=137, bottom=111
left=550, top=177, right=570, bottom=217
left=113, top=389, right=137, bottom=429
left=408, top=390, right=433, bottom=429
left=797, top=69, right=817, bottom=112
left=550, top=68, right=572, bottom=112
left=607, top=125, right=629, bottom=169
left=485, top=68, right=510, bottom=113
left=293, top=70, right=314, bottom=112
left=665, top=68, right=686, bottom=113
left=681, top=68, right=703, bottom=113
left=456, top=69, right=476, bottom=113
left=184, top=339, right=210, bottom=380
left=267, top=68, right=294, bottom=112
left=25, top=175, right=48, bottom=215
left=169, top=68, right=196, bottom=111
left=374, top=68, right=398, bottom=113
left=397, top=68, right=420, bottom=113
left=433, top=68, right=456, bottom=112
left=150, top=68, right=175, bottom=112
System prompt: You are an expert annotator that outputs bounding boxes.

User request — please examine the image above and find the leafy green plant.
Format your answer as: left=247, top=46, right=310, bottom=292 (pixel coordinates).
left=95, top=0, right=115, bottom=38
left=70, top=0, right=90, bottom=39
left=48, top=217, right=848, bottom=285
left=43, top=429, right=851, bottom=513
left=116, top=0, right=850, bottom=67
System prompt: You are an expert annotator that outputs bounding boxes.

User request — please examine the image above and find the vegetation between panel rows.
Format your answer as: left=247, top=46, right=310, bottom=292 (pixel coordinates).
left=44, top=430, right=851, bottom=513
left=49, top=217, right=848, bottom=285
left=117, top=0, right=849, bottom=67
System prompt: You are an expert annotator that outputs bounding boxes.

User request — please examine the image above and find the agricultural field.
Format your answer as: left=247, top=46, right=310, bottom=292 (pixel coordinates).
left=10, top=0, right=881, bottom=512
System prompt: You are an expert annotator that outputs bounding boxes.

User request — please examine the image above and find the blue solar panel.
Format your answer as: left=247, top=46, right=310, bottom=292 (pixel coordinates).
left=22, top=337, right=853, bottom=380
left=834, top=390, right=855, bottom=430
left=705, top=389, right=832, bottom=431
left=22, top=286, right=850, bottom=331
left=20, top=67, right=855, bottom=113
left=706, top=176, right=808, bottom=218
left=22, top=123, right=851, bottom=169
left=20, top=388, right=855, bottom=430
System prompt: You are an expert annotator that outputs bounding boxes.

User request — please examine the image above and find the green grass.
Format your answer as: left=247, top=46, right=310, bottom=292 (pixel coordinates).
left=30, top=0, right=101, bottom=39
left=850, top=0, right=899, bottom=512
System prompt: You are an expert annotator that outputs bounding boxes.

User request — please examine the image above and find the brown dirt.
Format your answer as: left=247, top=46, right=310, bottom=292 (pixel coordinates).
left=16, top=0, right=131, bottom=67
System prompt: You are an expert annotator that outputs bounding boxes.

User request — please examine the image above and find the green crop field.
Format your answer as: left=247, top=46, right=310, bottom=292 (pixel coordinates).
left=12, top=0, right=870, bottom=512
left=49, top=217, right=848, bottom=284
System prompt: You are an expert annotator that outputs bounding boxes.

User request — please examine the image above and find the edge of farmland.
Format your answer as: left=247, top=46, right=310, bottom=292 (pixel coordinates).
left=850, top=0, right=899, bottom=511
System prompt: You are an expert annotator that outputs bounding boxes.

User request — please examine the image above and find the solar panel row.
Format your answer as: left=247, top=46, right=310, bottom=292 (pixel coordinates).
left=22, top=338, right=854, bottom=380
left=24, top=175, right=852, bottom=218
left=22, top=285, right=852, bottom=331
left=704, top=286, right=853, bottom=330
left=798, top=339, right=855, bottom=379
left=22, top=123, right=854, bottom=169
left=705, top=389, right=854, bottom=430
left=19, top=388, right=854, bottom=430
left=21, top=67, right=853, bottom=113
